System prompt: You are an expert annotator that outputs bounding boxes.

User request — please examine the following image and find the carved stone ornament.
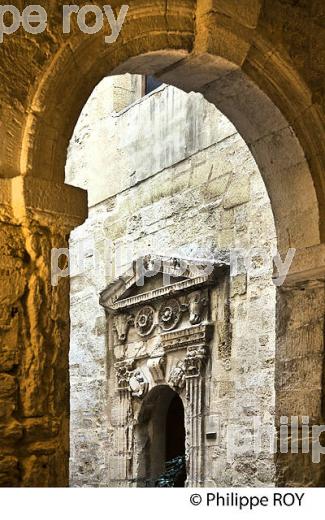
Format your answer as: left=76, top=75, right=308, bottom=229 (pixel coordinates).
left=223, top=359, right=232, bottom=371
left=188, top=291, right=207, bottom=325
left=168, top=361, right=186, bottom=391
left=134, top=306, right=155, bottom=337
left=99, top=254, right=222, bottom=313
left=185, top=345, right=208, bottom=377
left=113, top=314, right=133, bottom=343
left=114, top=360, right=135, bottom=391
left=158, top=298, right=181, bottom=331
left=129, top=368, right=149, bottom=398
left=147, top=354, right=166, bottom=383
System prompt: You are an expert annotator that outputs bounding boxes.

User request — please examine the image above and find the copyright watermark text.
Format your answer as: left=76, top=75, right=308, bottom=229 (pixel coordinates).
left=0, top=4, right=129, bottom=43
left=190, top=492, right=305, bottom=510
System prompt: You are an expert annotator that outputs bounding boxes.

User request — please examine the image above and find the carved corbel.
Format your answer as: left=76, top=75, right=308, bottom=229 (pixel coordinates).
left=147, top=353, right=166, bottom=384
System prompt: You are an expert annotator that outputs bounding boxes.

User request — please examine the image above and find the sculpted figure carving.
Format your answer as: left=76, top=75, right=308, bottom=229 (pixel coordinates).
left=168, top=361, right=186, bottom=391
left=185, top=345, right=208, bottom=377
left=115, top=360, right=135, bottom=391
left=129, top=368, right=149, bottom=398
left=113, top=314, right=133, bottom=343
left=188, top=291, right=207, bottom=325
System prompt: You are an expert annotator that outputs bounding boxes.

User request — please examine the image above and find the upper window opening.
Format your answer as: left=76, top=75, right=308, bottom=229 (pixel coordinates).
left=144, top=75, right=163, bottom=95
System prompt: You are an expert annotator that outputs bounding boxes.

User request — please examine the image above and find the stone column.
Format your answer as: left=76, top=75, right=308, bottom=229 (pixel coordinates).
left=114, top=359, right=135, bottom=485
left=185, top=344, right=208, bottom=487
left=275, top=245, right=325, bottom=486
left=118, top=389, right=130, bottom=483
left=0, top=177, right=87, bottom=487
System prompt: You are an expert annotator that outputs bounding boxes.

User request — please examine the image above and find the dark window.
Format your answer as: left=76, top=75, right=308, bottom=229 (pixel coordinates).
left=145, top=75, right=163, bottom=95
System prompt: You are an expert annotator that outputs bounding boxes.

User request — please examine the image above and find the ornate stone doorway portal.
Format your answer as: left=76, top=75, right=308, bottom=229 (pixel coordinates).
left=100, top=256, right=230, bottom=487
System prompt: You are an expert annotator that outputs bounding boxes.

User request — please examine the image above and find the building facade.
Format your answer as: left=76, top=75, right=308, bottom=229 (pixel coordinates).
left=66, top=76, right=277, bottom=487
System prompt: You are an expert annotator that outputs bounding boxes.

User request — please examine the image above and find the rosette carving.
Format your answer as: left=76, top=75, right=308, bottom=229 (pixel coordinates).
left=134, top=306, right=155, bottom=336
left=158, top=299, right=181, bottom=331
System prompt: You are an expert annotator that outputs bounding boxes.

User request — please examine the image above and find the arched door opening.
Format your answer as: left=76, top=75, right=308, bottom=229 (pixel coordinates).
left=162, top=393, right=186, bottom=487
left=136, top=385, right=187, bottom=488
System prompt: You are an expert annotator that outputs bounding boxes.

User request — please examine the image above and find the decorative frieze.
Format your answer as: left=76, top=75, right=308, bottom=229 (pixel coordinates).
left=188, top=291, right=208, bottom=325
left=113, top=314, right=133, bottom=344
left=161, top=323, right=213, bottom=352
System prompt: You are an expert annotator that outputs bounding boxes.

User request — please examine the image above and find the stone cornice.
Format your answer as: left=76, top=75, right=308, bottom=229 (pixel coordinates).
left=277, top=244, right=325, bottom=286
left=161, top=323, right=214, bottom=352
left=100, top=256, right=228, bottom=312
left=108, top=275, right=210, bottom=310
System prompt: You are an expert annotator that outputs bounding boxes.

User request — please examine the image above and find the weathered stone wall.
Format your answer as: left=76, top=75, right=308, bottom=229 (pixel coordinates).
left=275, top=281, right=325, bottom=487
left=0, top=179, right=87, bottom=486
left=67, top=76, right=277, bottom=487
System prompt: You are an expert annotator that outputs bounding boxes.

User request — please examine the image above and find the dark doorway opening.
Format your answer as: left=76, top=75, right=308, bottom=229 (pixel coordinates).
left=137, top=385, right=187, bottom=487
left=164, top=393, right=186, bottom=487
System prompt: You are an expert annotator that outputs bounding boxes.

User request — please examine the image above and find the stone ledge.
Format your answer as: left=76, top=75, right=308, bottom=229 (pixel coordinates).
left=0, top=177, right=88, bottom=229
left=281, top=244, right=325, bottom=285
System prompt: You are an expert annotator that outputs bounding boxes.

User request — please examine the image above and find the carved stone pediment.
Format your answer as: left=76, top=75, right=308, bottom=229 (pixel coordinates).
left=99, top=255, right=225, bottom=313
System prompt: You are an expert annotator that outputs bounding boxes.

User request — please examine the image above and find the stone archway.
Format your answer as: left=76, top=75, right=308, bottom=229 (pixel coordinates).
left=0, top=1, right=324, bottom=487
left=18, top=46, right=322, bottom=252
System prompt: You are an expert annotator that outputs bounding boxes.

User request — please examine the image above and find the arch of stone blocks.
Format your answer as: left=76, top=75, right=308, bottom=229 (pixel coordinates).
left=0, top=1, right=324, bottom=486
